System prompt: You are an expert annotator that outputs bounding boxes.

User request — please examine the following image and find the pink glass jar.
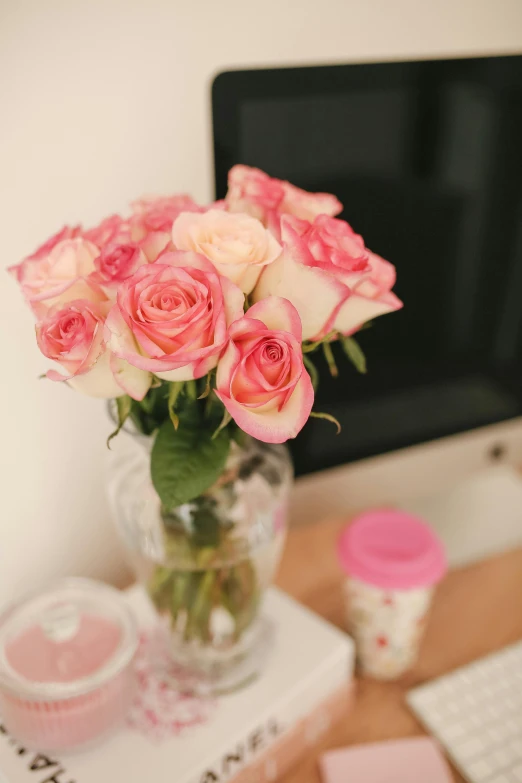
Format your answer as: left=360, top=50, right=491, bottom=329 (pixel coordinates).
left=0, top=578, right=138, bottom=751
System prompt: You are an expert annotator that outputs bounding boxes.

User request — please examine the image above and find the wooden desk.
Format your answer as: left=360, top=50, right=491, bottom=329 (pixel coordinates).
left=275, top=516, right=522, bottom=783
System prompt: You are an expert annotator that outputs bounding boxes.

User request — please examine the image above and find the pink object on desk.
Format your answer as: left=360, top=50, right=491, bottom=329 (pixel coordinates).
left=6, top=614, right=122, bottom=683
left=0, top=578, right=137, bottom=752
left=320, top=737, right=453, bottom=783
left=337, top=509, right=447, bottom=590
left=338, top=510, right=447, bottom=679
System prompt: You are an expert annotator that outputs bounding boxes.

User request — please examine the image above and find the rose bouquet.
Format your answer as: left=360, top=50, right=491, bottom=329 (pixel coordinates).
left=10, top=165, right=402, bottom=686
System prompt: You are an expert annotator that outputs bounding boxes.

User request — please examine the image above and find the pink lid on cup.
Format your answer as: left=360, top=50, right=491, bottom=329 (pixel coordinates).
left=337, top=509, right=447, bottom=590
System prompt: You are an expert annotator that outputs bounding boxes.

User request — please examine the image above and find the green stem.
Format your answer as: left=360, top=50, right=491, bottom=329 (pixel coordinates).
left=302, top=330, right=338, bottom=354
left=323, top=341, right=338, bottom=377
left=147, top=557, right=260, bottom=647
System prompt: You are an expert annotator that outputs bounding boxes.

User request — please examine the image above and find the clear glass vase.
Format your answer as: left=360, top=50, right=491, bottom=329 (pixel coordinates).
left=107, top=427, right=292, bottom=694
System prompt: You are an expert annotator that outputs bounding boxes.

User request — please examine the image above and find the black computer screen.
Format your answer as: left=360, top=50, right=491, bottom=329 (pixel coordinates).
left=212, top=56, right=522, bottom=476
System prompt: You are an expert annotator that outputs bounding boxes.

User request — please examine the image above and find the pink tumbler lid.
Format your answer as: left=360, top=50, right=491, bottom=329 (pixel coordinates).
left=337, top=509, right=447, bottom=590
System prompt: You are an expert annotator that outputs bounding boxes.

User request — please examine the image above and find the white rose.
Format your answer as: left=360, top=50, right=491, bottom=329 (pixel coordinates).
left=171, top=209, right=281, bottom=294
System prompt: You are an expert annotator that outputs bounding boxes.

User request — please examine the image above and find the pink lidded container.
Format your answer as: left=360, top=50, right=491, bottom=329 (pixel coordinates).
left=0, top=578, right=138, bottom=751
left=338, top=510, right=447, bottom=680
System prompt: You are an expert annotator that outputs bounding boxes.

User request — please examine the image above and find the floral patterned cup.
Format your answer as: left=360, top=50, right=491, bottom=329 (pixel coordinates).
left=338, top=510, right=447, bottom=680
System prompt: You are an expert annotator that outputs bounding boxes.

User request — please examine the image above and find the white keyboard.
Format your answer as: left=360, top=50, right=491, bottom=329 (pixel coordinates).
left=407, top=640, right=522, bottom=783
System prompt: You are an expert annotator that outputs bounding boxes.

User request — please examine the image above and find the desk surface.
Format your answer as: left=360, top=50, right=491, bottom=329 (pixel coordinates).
left=275, top=516, right=522, bottom=783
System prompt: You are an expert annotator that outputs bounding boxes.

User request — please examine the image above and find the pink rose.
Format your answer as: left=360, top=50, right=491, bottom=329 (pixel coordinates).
left=105, top=251, right=244, bottom=382
left=225, top=165, right=343, bottom=239
left=10, top=237, right=106, bottom=318
left=36, top=300, right=150, bottom=400
left=253, top=214, right=402, bottom=340
left=83, top=214, right=131, bottom=247
left=172, top=209, right=281, bottom=294
left=215, top=297, right=314, bottom=444
left=130, top=195, right=203, bottom=262
left=90, top=242, right=147, bottom=295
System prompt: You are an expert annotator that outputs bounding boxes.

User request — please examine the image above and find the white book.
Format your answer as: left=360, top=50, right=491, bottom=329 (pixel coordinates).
left=0, top=586, right=355, bottom=783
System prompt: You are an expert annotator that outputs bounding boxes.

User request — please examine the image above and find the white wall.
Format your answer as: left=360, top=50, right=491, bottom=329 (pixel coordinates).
left=1, top=0, right=521, bottom=602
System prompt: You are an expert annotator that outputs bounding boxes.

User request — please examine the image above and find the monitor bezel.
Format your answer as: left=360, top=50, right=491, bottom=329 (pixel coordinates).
left=212, top=53, right=522, bottom=199
left=211, top=54, right=522, bottom=476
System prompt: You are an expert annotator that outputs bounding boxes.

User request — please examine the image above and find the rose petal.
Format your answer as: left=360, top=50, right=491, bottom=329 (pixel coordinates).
left=280, top=181, right=343, bottom=222
left=216, top=370, right=313, bottom=443
left=235, top=263, right=263, bottom=294
left=334, top=290, right=403, bottom=335
left=220, top=277, right=246, bottom=325
left=139, top=232, right=172, bottom=262
left=29, top=277, right=107, bottom=319
left=207, top=258, right=252, bottom=290
left=245, top=297, right=303, bottom=342
left=253, top=252, right=350, bottom=342
left=155, top=364, right=200, bottom=382
left=110, top=354, right=152, bottom=401
left=159, top=250, right=218, bottom=274
left=216, top=340, right=241, bottom=392
left=227, top=317, right=267, bottom=343
left=105, top=305, right=139, bottom=358
left=65, top=349, right=127, bottom=398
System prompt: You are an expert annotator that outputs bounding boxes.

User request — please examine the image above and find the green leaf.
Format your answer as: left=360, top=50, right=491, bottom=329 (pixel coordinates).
left=129, top=383, right=170, bottom=435
left=151, top=403, right=231, bottom=508
left=341, top=335, right=367, bottom=374
left=303, top=354, right=319, bottom=392
left=168, top=381, right=184, bottom=430
left=106, top=395, right=132, bottom=448
left=322, top=340, right=338, bottom=377
left=309, top=410, right=341, bottom=434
